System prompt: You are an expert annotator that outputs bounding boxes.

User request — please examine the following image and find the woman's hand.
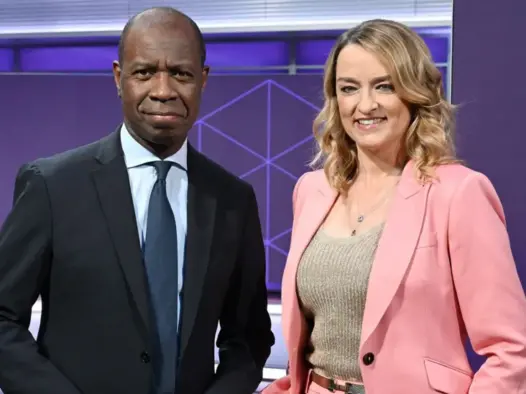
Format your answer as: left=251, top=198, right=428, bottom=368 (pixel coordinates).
left=261, top=376, right=292, bottom=394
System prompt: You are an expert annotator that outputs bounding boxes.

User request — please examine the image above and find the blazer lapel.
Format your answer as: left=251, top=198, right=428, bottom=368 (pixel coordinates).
left=91, top=130, right=151, bottom=337
left=179, top=145, right=216, bottom=357
left=282, top=174, right=337, bottom=393
left=360, top=161, right=431, bottom=346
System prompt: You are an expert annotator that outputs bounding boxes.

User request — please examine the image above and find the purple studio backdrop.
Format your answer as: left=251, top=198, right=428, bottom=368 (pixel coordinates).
left=0, top=74, right=324, bottom=293
left=0, top=32, right=450, bottom=297
left=0, top=59, right=524, bottom=302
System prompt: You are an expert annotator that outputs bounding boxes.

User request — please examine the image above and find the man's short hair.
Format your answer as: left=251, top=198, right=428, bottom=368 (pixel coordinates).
left=117, top=7, right=207, bottom=67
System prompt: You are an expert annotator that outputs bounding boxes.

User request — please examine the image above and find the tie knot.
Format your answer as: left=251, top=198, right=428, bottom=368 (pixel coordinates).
left=151, top=161, right=173, bottom=181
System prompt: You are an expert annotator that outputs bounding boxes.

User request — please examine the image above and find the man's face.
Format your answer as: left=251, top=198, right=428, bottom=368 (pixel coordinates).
left=113, top=19, right=209, bottom=150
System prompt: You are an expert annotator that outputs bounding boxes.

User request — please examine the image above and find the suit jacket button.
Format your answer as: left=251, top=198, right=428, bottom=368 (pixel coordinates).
left=363, top=352, right=374, bottom=366
left=140, top=351, right=151, bottom=363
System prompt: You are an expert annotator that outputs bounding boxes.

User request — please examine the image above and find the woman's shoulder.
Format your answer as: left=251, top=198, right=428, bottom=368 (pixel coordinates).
left=294, top=169, right=334, bottom=196
left=433, top=163, right=492, bottom=188
left=292, top=169, right=332, bottom=210
left=435, top=162, right=477, bottom=180
left=296, top=169, right=326, bottom=188
left=431, top=163, right=498, bottom=202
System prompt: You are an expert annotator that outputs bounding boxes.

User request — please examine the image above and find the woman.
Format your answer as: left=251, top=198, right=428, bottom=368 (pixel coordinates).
left=264, top=19, right=526, bottom=394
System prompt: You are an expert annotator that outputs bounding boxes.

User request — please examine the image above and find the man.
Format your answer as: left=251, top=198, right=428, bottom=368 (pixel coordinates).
left=0, top=7, right=274, bottom=394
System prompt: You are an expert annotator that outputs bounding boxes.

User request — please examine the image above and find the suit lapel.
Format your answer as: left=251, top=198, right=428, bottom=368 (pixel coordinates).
left=91, top=130, right=151, bottom=337
left=360, top=161, right=431, bottom=346
left=179, top=145, right=216, bottom=357
left=282, top=182, right=337, bottom=345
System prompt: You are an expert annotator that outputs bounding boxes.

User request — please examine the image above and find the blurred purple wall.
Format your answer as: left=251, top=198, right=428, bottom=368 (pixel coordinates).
left=451, top=0, right=526, bottom=369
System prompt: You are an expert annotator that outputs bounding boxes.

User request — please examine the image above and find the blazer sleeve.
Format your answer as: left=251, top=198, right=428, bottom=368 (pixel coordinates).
left=447, top=171, right=526, bottom=393
left=205, top=185, right=274, bottom=394
left=0, top=163, right=82, bottom=394
left=292, top=173, right=308, bottom=223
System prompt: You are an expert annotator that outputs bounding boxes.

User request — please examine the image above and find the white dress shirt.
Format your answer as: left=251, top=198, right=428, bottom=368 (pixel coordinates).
left=120, top=124, right=188, bottom=326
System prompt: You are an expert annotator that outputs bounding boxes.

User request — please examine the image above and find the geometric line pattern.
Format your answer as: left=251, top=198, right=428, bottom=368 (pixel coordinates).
left=194, top=79, right=321, bottom=290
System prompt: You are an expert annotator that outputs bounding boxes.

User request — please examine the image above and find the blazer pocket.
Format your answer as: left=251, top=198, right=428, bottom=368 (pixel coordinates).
left=416, top=231, right=438, bottom=248
left=424, top=358, right=472, bottom=394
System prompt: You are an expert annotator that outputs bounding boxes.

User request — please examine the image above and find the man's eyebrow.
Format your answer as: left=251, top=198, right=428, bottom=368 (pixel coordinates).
left=128, top=60, right=154, bottom=68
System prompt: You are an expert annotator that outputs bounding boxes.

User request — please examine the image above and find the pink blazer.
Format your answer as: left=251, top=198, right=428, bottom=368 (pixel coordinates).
left=264, top=162, right=526, bottom=394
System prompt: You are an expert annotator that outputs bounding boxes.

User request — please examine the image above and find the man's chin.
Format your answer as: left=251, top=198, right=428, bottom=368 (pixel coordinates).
left=148, top=125, right=188, bottom=144
left=126, top=121, right=187, bottom=148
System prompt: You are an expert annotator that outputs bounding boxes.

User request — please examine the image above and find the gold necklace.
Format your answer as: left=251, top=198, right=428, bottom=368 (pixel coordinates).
left=348, top=181, right=399, bottom=236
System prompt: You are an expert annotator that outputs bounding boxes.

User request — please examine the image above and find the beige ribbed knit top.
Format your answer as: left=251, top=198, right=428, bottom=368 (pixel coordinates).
left=296, top=224, right=383, bottom=382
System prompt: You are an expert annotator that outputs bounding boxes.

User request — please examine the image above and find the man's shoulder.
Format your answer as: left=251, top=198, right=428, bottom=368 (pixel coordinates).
left=24, top=133, right=114, bottom=178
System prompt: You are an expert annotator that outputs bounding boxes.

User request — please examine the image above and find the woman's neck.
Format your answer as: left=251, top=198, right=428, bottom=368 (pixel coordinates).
left=354, top=148, right=403, bottom=188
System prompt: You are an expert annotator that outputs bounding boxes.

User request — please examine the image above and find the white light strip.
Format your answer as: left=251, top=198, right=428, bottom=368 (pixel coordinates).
left=268, top=303, right=282, bottom=316
left=0, top=15, right=451, bottom=37
left=261, top=366, right=287, bottom=380
left=198, top=15, right=452, bottom=32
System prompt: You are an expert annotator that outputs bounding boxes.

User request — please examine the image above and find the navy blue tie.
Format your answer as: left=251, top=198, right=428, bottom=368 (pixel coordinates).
left=144, top=161, right=179, bottom=394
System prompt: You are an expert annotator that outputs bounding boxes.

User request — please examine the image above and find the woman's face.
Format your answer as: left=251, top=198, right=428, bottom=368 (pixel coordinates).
left=335, top=44, right=411, bottom=157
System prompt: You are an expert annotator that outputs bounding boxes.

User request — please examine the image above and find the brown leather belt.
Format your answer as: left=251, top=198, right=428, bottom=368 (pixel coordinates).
left=310, top=371, right=364, bottom=394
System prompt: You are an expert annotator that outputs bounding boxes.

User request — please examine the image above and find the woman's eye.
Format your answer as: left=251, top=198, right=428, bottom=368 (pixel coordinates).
left=340, top=86, right=357, bottom=94
left=377, top=83, right=395, bottom=92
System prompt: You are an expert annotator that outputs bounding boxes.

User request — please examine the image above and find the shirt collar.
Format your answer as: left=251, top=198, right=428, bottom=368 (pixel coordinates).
left=119, top=123, right=188, bottom=170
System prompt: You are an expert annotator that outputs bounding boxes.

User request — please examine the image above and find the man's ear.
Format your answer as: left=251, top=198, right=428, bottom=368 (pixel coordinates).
left=201, top=65, right=210, bottom=91
left=112, top=61, right=122, bottom=97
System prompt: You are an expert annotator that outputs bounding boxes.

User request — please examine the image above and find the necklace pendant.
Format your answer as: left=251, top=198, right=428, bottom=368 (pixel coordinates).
left=357, top=215, right=364, bottom=223
left=351, top=229, right=356, bottom=236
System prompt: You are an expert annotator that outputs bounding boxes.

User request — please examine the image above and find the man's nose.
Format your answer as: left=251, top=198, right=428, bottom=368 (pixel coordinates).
left=149, top=73, right=176, bottom=101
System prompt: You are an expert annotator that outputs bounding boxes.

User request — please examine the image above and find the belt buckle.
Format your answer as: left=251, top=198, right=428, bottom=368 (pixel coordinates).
left=328, top=379, right=355, bottom=394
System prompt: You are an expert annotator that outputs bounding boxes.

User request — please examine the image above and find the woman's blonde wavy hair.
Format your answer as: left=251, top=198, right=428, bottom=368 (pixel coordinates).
left=311, top=19, right=460, bottom=193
